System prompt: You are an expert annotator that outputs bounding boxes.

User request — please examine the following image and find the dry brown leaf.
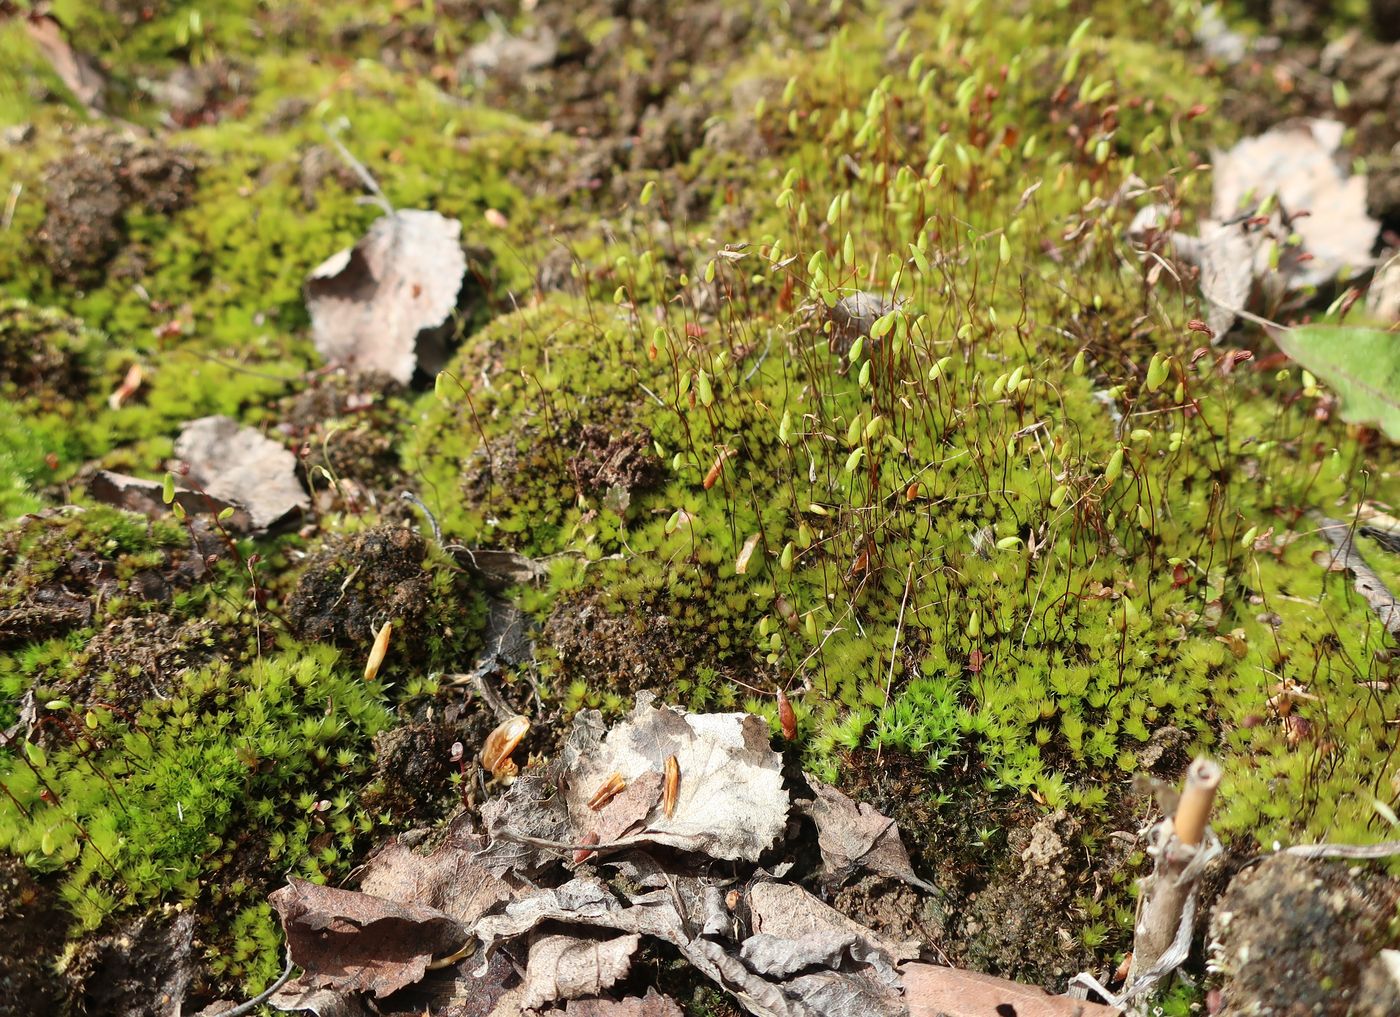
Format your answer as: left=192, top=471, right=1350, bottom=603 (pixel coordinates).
left=902, top=964, right=1122, bottom=1017
left=471, top=877, right=812, bottom=1017
left=267, top=982, right=373, bottom=1017
left=357, top=824, right=513, bottom=928
left=87, top=469, right=251, bottom=531
left=306, top=210, right=466, bottom=385
left=453, top=545, right=549, bottom=590
left=521, top=932, right=642, bottom=1010
left=559, top=989, right=686, bottom=1016
left=174, top=415, right=308, bottom=531
left=801, top=778, right=938, bottom=894
left=740, top=931, right=899, bottom=984
left=746, top=880, right=920, bottom=966
left=1211, top=119, right=1377, bottom=291
left=269, top=877, right=466, bottom=999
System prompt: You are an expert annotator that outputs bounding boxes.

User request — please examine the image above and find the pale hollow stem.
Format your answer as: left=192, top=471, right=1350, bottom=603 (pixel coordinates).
left=1173, top=756, right=1222, bottom=846
left=1130, top=756, right=1222, bottom=985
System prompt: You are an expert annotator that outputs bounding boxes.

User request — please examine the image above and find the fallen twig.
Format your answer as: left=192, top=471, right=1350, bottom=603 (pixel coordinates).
left=207, top=952, right=296, bottom=1017
left=1313, top=514, right=1400, bottom=636
left=1076, top=757, right=1222, bottom=1007
left=1282, top=839, right=1400, bottom=861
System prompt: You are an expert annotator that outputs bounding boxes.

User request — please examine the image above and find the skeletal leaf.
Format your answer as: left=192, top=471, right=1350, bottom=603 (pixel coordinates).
left=563, top=693, right=789, bottom=862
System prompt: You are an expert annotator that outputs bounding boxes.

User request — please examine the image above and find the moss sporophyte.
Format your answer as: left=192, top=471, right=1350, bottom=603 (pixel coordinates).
left=1, top=0, right=1398, bottom=1003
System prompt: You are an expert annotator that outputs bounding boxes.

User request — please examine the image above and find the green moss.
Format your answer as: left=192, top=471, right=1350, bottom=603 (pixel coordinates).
left=405, top=0, right=1400, bottom=856
left=1, top=0, right=1399, bottom=999
left=0, top=646, right=392, bottom=957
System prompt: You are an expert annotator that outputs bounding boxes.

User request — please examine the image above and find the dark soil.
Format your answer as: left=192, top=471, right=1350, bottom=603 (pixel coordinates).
left=0, top=511, right=204, bottom=652
left=543, top=581, right=765, bottom=702
left=38, top=128, right=198, bottom=286
left=0, top=856, right=66, bottom=1017
left=287, top=524, right=440, bottom=655
left=0, top=301, right=92, bottom=405
left=567, top=423, right=663, bottom=500
left=63, top=911, right=200, bottom=1017
left=1208, top=853, right=1400, bottom=1015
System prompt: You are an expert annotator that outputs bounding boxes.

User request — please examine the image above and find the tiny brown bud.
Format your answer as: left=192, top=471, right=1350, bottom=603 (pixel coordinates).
left=777, top=689, right=797, bottom=741
left=573, top=831, right=600, bottom=865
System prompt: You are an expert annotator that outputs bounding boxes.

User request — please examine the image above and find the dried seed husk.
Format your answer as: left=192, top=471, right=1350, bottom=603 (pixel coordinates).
left=482, top=715, right=530, bottom=777
left=364, top=621, right=393, bottom=682
left=663, top=755, right=680, bottom=818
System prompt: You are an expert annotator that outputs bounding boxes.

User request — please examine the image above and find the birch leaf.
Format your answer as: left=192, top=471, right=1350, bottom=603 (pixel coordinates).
left=1267, top=324, right=1400, bottom=441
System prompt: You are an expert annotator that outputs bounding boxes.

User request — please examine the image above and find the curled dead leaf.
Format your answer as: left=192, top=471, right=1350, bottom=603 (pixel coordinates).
left=306, top=209, right=467, bottom=385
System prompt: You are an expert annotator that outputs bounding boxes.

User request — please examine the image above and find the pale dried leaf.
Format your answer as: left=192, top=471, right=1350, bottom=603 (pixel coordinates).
left=740, top=931, right=896, bottom=984
left=801, top=778, right=938, bottom=893
left=902, top=964, right=1122, bottom=1017
left=1313, top=516, right=1400, bottom=635
left=463, top=28, right=559, bottom=76
left=829, top=292, right=896, bottom=344
left=453, top=545, right=549, bottom=590
left=174, top=416, right=308, bottom=531
left=1211, top=119, right=1377, bottom=290
left=1366, top=253, right=1400, bottom=323
left=1194, top=220, right=1256, bottom=338
left=564, top=693, right=788, bottom=861
left=746, top=880, right=920, bottom=966
left=358, top=825, right=513, bottom=927
left=269, top=877, right=465, bottom=999
left=559, top=988, right=685, bottom=1016
left=521, top=932, right=642, bottom=1010
left=783, top=970, right=906, bottom=1017
left=735, top=533, right=762, bottom=574
left=306, top=210, right=466, bottom=385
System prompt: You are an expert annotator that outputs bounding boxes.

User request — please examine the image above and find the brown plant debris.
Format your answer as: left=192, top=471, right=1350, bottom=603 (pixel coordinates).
left=902, top=965, right=1121, bottom=1017
left=1313, top=515, right=1400, bottom=636
left=519, top=931, right=642, bottom=1010
left=269, top=877, right=466, bottom=999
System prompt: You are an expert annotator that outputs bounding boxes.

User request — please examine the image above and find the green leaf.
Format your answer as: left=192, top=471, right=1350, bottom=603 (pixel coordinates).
left=1268, top=323, right=1400, bottom=440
